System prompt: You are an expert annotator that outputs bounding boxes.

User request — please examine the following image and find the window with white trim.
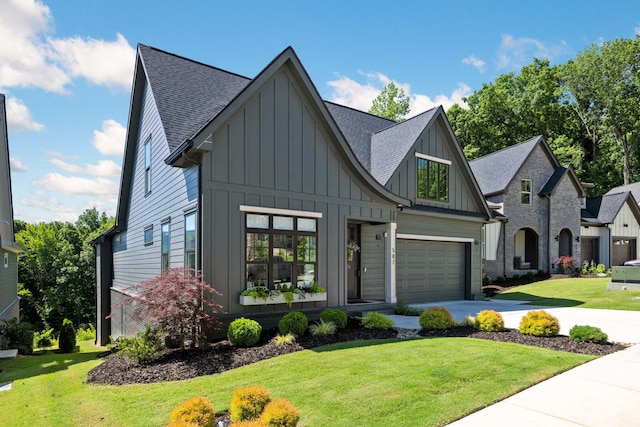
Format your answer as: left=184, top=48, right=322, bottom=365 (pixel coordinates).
left=521, top=179, right=532, bottom=204
left=417, top=156, right=449, bottom=202
left=245, top=213, right=317, bottom=290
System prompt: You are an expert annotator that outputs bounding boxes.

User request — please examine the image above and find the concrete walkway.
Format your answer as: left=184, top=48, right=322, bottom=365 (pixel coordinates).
left=387, top=300, right=640, bottom=426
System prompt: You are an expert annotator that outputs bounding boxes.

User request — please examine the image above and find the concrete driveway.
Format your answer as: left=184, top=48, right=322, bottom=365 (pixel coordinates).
left=388, top=299, right=640, bottom=343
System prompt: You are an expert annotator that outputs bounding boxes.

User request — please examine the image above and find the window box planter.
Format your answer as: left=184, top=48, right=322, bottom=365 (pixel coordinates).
left=239, top=292, right=327, bottom=306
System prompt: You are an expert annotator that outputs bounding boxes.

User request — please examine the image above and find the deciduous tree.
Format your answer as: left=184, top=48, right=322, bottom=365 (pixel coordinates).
left=369, top=81, right=410, bottom=121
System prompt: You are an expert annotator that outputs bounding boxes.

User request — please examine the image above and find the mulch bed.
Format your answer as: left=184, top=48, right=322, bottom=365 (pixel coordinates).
left=86, top=318, right=627, bottom=387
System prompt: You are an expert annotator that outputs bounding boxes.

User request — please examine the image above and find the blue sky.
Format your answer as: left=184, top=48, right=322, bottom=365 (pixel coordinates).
left=2, top=0, right=640, bottom=222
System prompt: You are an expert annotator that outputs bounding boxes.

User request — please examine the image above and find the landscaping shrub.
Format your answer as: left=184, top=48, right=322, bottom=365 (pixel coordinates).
left=596, top=264, right=607, bottom=274
left=519, top=310, right=560, bottom=337
left=419, top=306, right=455, bottom=330
left=33, top=328, right=55, bottom=350
left=58, top=318, right=77, bottom=353
left=361, top=312, right=394, bottom=329
left=76, top=323, right=96, bottom=341
left=556, top=256, right=576, bottom=273
left=537, top=269, right=546, bottom=275
left=496, top=276, right=505, bottom=282
left=169, top=396, right=215, bottom=427
left=259, top=398, right=300, bottom=427
left=394, top=300, right=422, bottom=316
left=228, top=318, right=262, bottom=347
left=526, top=271, right=535, bottom=278
left=569, top=325, right=608, bottom=344
left=271, top=333, right=296, bottom=346
left=319, top=308, right=348, bottom=329
left=230, top=386, right=271, bottom=422
left=114, top=324, right=164, bottom=363
left=1, top=318, right=34, bottom=355
left=278, top=312, right=308, bottom=337
left=512, top=274, right=521, bottom=279
left=166, top=421, right=199, bottom=427
left=474, top=310, right=505, bottom=332
left=230, top=421, right=263, bottom=427
left=309, top=319, right=337, bottom=336
left=463, top=315, right=475, bottom=326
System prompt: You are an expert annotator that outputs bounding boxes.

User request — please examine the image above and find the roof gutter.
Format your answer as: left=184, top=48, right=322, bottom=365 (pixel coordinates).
left=165, top=139, right=194, bottom=166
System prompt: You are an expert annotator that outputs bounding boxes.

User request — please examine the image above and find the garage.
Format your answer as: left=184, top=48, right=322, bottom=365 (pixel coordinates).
left=396, top=239, right=466, bottom=303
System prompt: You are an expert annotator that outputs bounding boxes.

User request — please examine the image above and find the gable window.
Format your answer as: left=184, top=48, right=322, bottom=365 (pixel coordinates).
left=144, top=225, right=153, bottom=246
left=245, top=212, right=318, bottom=290
left=416, top=153, right=450, bottom=202
left=521, top=179, right=532, bottom=204
left=184, top=212, right=196, bottom=270
left=144, top=136, right=152, bottom=194
left=161, top=220, right=170, bottom=272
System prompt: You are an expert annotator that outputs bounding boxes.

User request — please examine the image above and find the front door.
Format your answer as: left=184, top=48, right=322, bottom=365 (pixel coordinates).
left=347, top=224, right=361, bottom=300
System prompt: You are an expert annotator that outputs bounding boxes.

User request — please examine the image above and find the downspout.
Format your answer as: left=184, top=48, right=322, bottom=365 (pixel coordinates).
left=547, top=195, right=552, bottom=273
left=502, top=220, right=507, bottom=276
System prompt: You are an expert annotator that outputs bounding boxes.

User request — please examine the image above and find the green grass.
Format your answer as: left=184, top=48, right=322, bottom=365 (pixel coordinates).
left=494, top=277, right=640, bottom=310
left=0, top=339, right=592, bottom=426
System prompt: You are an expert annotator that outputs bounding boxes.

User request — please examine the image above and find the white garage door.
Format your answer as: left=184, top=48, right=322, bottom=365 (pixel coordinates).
left=396, top=239, right=465, bottom=303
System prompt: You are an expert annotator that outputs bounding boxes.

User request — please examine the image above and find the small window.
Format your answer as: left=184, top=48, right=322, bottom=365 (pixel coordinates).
left=144, top=136, right=152, bottom=194
left=185, top=212, right=196, bottom=270
left=417, top=157, right=449, bottom=202
left=3, top=252, right=7, bottom=268
left=144, top=225, right=153, bottom=246
left=161, top=221, right=170, bottom=272
left=521, top=179, right=532, bottom=204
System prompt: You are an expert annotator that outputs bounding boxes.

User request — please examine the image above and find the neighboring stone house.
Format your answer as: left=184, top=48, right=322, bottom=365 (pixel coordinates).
left=94, top=45, right=491, bottom=344
left=0, top=94, right=24, bottom=324
left=469, top=136, right=586, bottom=279
left=581, top=191, right=640, bottom=267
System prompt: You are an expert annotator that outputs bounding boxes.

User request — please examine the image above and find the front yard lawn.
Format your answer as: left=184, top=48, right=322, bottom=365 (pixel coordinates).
left=0, top=339, right=592, bottom=426
left=493, top=277, right=640, bottom=310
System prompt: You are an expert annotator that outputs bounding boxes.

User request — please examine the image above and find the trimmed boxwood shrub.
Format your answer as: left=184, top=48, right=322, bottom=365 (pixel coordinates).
left=569, top=325, right=608, bottom=344
left=230, top=386, right=271, bottom=422
left=169, top=396, right=215, bottom=426
left=278, top=312, right=308, bottom=337
left=519, top=310, right=560, bottom=337
left=361, top=312, right=394, bottom=329
left=419, top=306, right=455, bottom=330
left=259, top=398, right=300, bottom=427
left=58, top=318, right=76, bottom=353
left=319, top=308, right=348, bottom=329
left=474, top=310, right=505, bottom=332
left=228, top=318, right=262, bottom=347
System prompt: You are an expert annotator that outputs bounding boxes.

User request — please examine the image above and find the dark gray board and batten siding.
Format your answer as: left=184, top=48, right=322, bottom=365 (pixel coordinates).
left=200, top=66, right=399, bottom=313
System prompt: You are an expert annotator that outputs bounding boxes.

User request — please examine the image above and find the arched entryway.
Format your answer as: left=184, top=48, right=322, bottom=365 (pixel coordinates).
left=558, top=228, right=573, bottom=257
left=514, top=228, right=539, bottom=269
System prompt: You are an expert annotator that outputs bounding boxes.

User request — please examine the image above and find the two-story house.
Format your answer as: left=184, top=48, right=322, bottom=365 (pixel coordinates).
left=94, top=45, right=491, bottom=344
left=0, top=94, right=24, bottom=324
left=469, top=136, right=585, bottom=279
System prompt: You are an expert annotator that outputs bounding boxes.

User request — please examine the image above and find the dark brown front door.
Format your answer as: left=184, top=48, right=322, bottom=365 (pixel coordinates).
left=347, top=224, right=361, bottom=300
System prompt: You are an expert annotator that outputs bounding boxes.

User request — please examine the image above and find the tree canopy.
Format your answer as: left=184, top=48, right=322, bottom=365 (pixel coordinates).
left=448, top=35, right=640, bottom=195
left=369, top=81, right=410, bottom=122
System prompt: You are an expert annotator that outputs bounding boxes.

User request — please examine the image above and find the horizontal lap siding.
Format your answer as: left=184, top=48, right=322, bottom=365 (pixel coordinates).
left=203, top=65, right=397, bottom=314
left=112, top=81, right=199, bottom=291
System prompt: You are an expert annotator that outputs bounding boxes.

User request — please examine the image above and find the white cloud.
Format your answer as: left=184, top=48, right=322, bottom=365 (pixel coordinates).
left=0, top=0, right=134, bottom=94
left=326, top=72, right=472, bottom=117
left=5, top=96, right=44, bottom=131
left=50, top=158, right=121, bottom=177
left=48, top=33, right=136, bottom=91
left=462, top=54, right=486, bottom=73
left=32, top=172, right=118, bottom=196
left=10, top=157, right=28, bottom=172
left=497, top=34, right=570, bottom=70
left=92, top=119, right=126, bottom=156
left=18, top=196, right=81, bottom=222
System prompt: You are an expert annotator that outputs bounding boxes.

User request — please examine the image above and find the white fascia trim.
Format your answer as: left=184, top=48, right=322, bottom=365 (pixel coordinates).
left=415, top=152, right=452, bottom=165
left=240, top=205, right=323, bottom=218
left=397, top=233, right=474, bottom=243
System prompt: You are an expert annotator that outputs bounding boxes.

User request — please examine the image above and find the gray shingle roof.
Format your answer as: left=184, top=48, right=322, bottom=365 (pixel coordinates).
left=539, top=166, right=568, bottom=195
left=469, top=135, right=543, bottom=196
left=324, top=101, right=395, bottom=170
left=605, top=182, right=640, bottom=206
left=582, top=192, right=631, bottom=224
left=139, top=45, right=251, bottom=152
left=370, top=108, right=438, bottom=184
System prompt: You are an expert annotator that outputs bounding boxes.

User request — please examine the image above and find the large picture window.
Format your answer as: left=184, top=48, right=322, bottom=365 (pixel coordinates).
left=417, top=156, right=449, bottom=202
left=245, top=213, right=317, bottom=290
